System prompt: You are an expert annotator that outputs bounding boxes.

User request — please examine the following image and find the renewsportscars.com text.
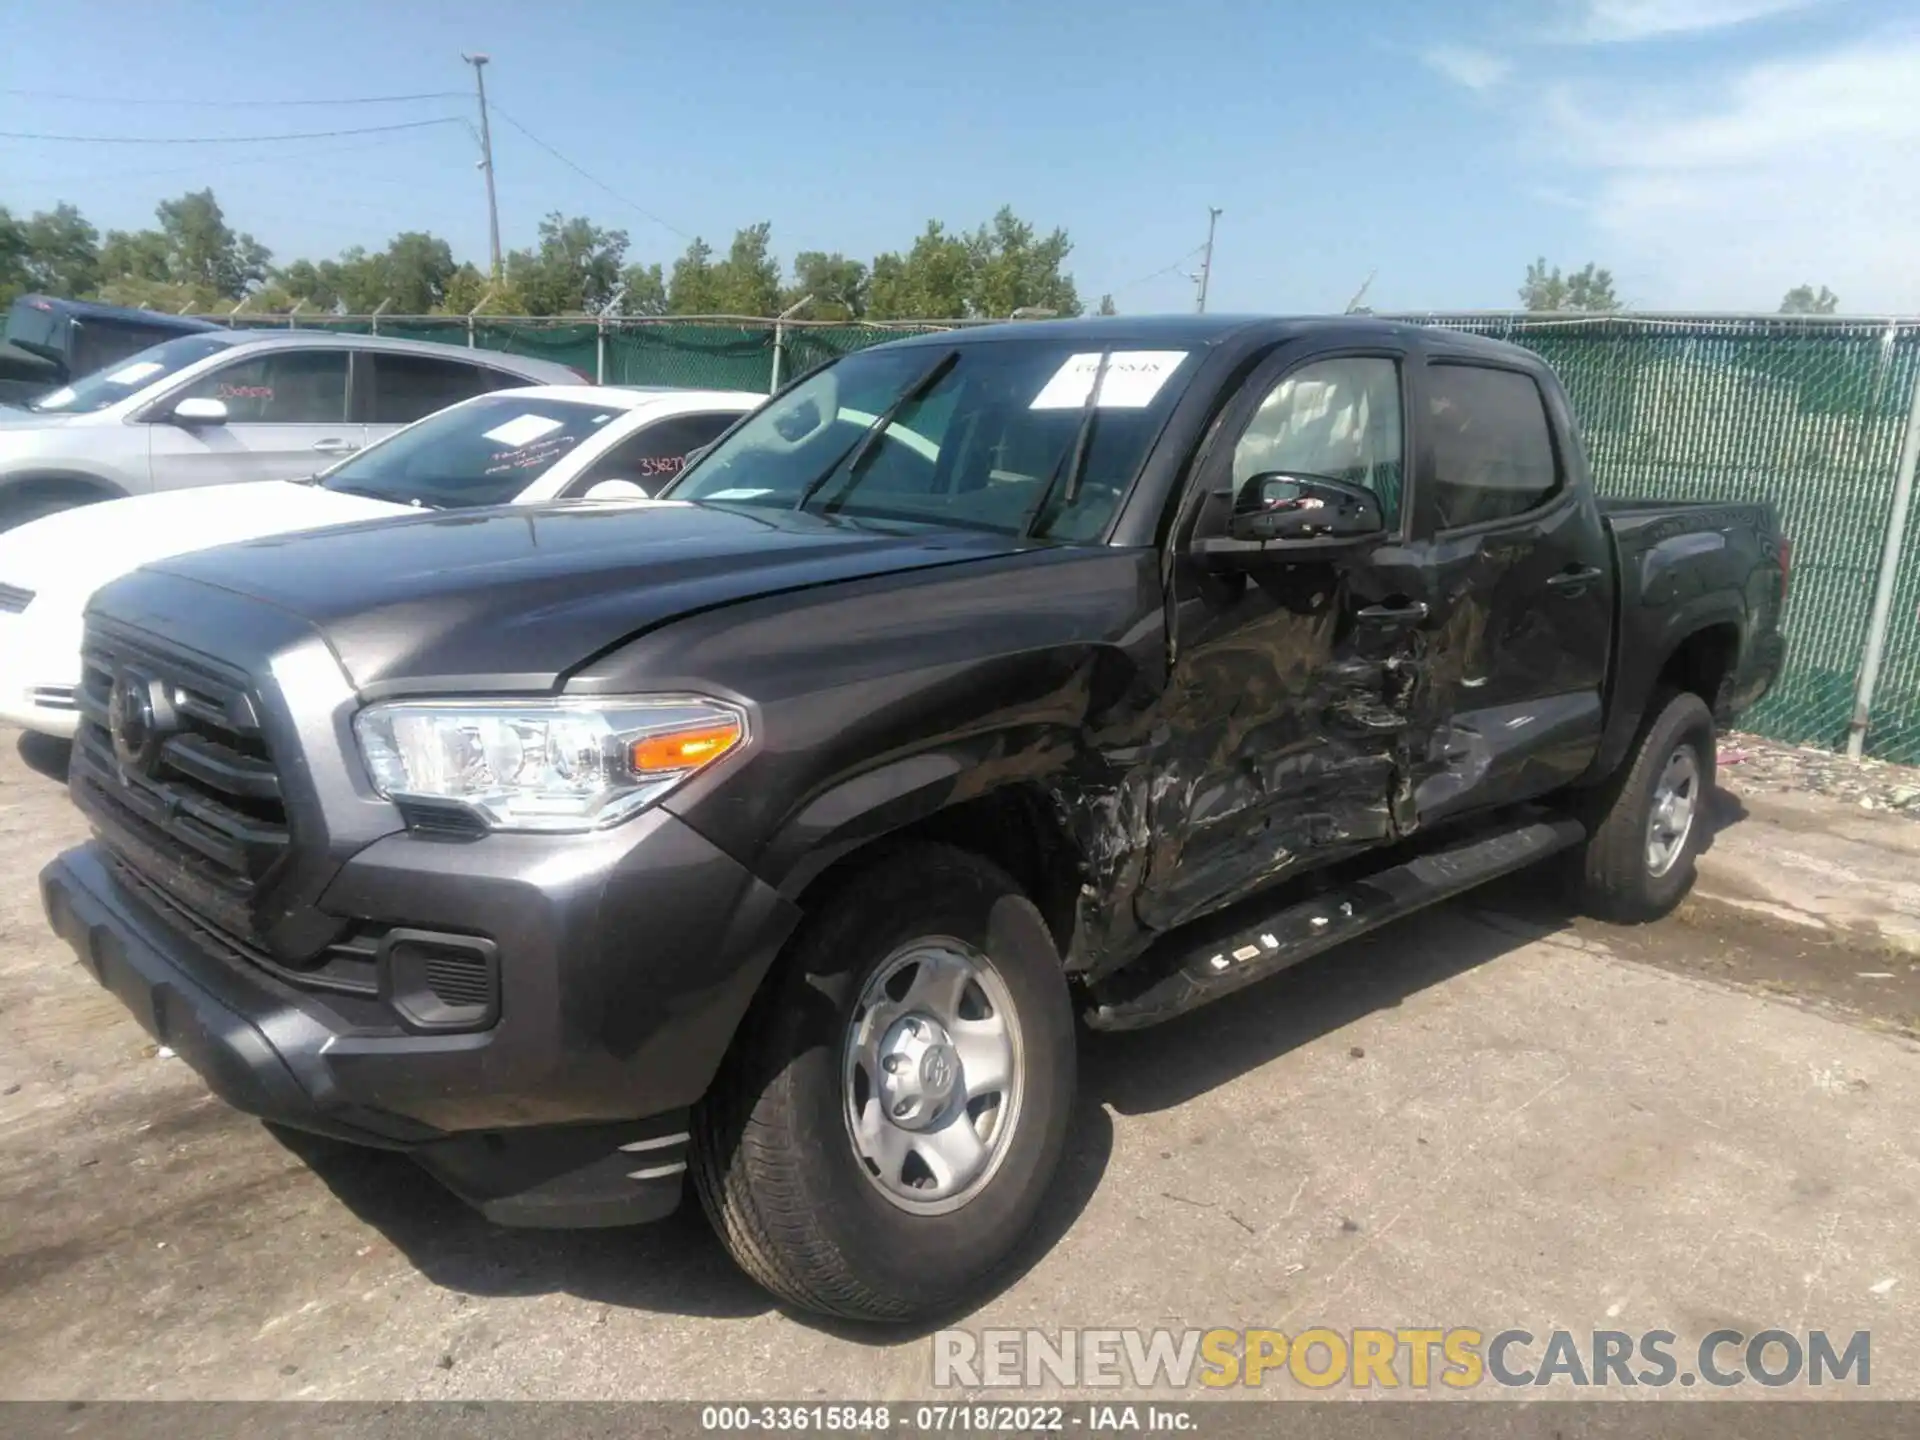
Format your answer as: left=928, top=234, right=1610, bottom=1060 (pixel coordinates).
left=932, top=1327, right=1871, bottom=1391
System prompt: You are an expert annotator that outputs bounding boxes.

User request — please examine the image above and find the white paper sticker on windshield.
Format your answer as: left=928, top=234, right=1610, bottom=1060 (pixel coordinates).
left=481, top=413, right=565, bottom=448
left=1030, top=350, right=1188, bottom=410
left=105, top=360, right=165, bottom=385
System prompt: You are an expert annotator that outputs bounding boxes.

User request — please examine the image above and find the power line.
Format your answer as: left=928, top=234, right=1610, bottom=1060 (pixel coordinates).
left=1106, top=244, right=1208, bottom=299
left=4, top=128, right=457, bottom=189
left=0, top=117, right=465, bottom=144
left=0, top=87, right=466, bottom=107
left=488, top=103, right=691, bottom=241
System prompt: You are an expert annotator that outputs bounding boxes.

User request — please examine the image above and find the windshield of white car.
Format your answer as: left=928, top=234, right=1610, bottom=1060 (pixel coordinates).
left=27, top=334, right=234, bottom=414
left=316, top=394, right=629, bottom=508
left=662, top=338, right=1195, bottom=541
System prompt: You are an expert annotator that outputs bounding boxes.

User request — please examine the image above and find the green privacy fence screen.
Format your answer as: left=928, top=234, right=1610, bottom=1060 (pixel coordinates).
left=223, top=311, right=1920, bottom=763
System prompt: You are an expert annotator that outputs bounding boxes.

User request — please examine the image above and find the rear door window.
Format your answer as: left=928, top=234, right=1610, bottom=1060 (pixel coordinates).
left=1425, top=364, right=1562, bottom=529
left=364, top=352, right=495, bottom=424
left=565, top=411, right=742, bottom=495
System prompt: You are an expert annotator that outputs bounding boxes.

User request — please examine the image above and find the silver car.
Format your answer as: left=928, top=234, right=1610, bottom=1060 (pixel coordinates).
left=0, top=330, right=584, bottom=530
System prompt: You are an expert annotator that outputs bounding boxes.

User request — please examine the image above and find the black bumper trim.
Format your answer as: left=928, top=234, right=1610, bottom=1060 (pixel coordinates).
left=41, top=845, right=434, bottom=1148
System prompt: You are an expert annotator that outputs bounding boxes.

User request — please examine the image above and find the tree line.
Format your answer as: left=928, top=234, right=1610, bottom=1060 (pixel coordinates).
left=0, top=188, right=1095, bottom=322
left=1519, top=258, right=1840, bottom=316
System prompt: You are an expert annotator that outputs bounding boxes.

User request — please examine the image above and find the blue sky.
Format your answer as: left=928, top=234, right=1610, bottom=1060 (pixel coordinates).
left=4, top=0, right=1916, bottom=314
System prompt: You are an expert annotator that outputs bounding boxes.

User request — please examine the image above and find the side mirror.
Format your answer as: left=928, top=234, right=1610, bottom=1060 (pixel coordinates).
left=584, top=478, right=648, bottom=500
left=170, top=396, right=229, bottom=427
left=1192, top=473, right=1386, bottom=567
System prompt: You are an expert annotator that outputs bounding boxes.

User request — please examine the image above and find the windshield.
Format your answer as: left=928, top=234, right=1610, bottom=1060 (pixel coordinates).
left=318, top=393, right=630, bottom=508
left=664, top=338, right=1195, bottom=541
left=5, top=298, right=65, bottom=360
left=29, top=333, right=233, bottom=414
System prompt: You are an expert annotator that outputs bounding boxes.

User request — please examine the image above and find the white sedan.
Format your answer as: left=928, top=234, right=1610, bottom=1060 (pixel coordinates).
left=0, top=384, right=761, bottom=737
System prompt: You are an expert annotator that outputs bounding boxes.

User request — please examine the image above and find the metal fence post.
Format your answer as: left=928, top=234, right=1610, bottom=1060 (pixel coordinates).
left=1847, top=356, right=1920, bottom=759
left=370, top=298, right=391, bottom=336
left=769, top=294, right=814, bottom=394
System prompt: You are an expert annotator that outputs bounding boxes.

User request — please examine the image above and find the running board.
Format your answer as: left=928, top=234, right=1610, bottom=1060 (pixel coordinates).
left=1084, top=813, right=1587, bottom=1031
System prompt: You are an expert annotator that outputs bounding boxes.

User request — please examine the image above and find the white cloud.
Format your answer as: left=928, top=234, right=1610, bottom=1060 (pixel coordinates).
left=1546, top=36, right=1920, bottom=309
left=1570, top=0, right=1828, bottom=43
left=1422, top=44, right=1511, bottom=91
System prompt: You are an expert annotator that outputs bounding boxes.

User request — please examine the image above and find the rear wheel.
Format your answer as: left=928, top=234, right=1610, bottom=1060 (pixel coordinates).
left=1571, top=689, right=1715, bottom=922
left=691, top=843, right=1076, bottom=1322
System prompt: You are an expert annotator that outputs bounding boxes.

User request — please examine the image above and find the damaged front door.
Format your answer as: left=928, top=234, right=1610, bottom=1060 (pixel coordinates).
left=1133, top=347, right=1429, bottom=934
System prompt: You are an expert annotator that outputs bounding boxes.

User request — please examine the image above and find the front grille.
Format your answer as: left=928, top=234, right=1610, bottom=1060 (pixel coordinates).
left=71, top=626, right=289, bottom=949
left=0, top=582, right=33, bottom=613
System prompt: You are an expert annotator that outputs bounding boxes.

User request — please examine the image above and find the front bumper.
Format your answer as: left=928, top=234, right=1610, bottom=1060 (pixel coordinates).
left=0, top=606, right=83, bottom=737
left=43, top=809, right=801, bottom=1227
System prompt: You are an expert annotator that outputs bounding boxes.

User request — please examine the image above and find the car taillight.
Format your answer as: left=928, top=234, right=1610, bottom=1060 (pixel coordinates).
left=1777, top=535, right=1791, bottom=602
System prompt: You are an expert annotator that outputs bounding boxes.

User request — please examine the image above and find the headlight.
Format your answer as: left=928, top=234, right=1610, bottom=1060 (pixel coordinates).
left=352, top=695, right=746, bottom=833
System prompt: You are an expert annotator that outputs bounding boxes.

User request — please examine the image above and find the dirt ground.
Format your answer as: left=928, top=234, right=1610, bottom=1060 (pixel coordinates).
left=3, top=728, right=1919, bottom=1401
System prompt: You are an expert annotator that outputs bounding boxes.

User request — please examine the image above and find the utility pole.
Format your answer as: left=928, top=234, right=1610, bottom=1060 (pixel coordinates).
left=462, top=53, right=503, bottom=280
left=1195, top=206, right=1223, bottom=313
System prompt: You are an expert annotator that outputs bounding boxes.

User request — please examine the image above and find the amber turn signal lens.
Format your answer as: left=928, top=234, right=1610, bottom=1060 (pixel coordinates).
left=629, top=718, right=743, bottom=774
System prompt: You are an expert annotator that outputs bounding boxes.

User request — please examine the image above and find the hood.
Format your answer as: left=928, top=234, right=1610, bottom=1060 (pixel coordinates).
left=0, top=481, right=409, bottom=602
left=142, top=499, right=1033, bottom=694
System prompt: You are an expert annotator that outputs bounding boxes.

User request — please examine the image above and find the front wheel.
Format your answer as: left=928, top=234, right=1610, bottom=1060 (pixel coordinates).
left=1571, top=689, right=1716, bottom=922
left=691, top=843, right=1076, bottom=1322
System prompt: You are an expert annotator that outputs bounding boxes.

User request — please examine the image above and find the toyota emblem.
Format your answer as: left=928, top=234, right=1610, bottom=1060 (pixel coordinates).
left=108, top=671, right=172, bottom=774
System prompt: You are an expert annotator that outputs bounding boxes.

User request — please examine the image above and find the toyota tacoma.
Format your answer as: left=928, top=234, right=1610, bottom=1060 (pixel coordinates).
left=41, top=316, right=1787, bottom=1322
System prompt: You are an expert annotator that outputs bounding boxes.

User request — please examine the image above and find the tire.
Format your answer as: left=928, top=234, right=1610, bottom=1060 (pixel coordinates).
left=691, top=842, right=1077, bottom=1322
left=1571, top=689, right=1716, bottom=922
left=0, top=491, right=92, bottom=533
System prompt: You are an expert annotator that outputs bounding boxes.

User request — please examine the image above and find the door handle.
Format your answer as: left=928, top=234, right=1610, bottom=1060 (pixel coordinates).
left=1546, top=565, right=1604, bottom=592
left=311, top=438, right=357, bottom=455
left=1356, top=600, right=1430, bottom=624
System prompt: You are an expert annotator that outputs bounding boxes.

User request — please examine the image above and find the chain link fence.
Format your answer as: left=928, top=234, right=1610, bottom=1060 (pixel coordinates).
left=1398, top=315, right=1920, bottom=764
left=215, top=310, right=1920, bottom=764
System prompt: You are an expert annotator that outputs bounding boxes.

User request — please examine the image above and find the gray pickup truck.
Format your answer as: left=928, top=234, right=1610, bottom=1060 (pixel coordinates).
left=43, top=315, right=1787, bottom=1322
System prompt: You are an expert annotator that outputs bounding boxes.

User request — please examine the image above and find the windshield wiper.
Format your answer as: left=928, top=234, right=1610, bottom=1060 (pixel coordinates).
left=1020, top=348, right=1112, bottom=537
left=791, top=348, right=960, bottom=513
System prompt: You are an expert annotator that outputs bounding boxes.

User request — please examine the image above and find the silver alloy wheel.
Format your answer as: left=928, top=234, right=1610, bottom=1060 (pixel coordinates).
left=842, top=937, right=1025, bottom=1215
left=1646, top=743, right=1701, bottom=878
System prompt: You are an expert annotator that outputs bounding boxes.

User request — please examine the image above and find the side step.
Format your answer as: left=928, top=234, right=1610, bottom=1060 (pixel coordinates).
left=1084, top=813, right=1587, bottom=1031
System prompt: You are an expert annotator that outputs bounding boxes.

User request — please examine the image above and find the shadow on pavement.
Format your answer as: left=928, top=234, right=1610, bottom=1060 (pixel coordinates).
left=277, top=832, right=1727, bottom=1336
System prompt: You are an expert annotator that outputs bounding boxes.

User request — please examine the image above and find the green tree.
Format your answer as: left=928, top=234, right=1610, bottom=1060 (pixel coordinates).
left=706, top=222, right=781, bottom=316
left=616, top=261, right=668, bottom=316
left=92, top=276, right=220, bottom=312
left=667, top=237, right=719, bottom=314
left=440, top=262, right=490, bottom=314
left=379, top=231, right=458, bottom=313
left=965, top=207, right=1080, bottom=319
left=1520, top=258, right=1620, bottom=312
left=1780, top=284, right=1838, bottom=315
left=99, top=228, right=172, bottom=285
left=785, top=250, right=867, bottom=321
left=868, top=209, right=1081, bottom=320
left=19, top=204, right=101, bottom=296
left=506, top=213, right=630, bottom=315
left=152, top=189, right=268, bottom=299
left=1096, top=294, right=1117, bottom=316
left=0, top=208, right=28, bottom=305
left=868, top=221, right=973, bottom=320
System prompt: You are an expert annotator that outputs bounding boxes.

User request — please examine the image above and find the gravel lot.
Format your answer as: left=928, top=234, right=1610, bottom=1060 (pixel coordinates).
left=4, top=728, right=1920, bottom=1401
